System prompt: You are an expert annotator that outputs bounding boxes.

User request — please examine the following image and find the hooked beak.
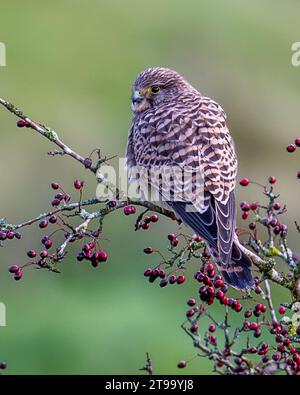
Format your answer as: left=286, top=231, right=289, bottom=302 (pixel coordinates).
left=132, top=90, right=144, bottom=104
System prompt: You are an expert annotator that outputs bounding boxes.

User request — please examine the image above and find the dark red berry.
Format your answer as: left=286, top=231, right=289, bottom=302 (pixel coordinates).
left=51, top=183, right=60, bottom=190
left=7, top=231, right=14, bottom=239
left=9, top=265, right=19, bottom=273
left=144, top=268, right=152, bottom=277
left=159, top=279, right=168, bottom=287
left=0, top=231, right=7, bottom=240
left=14, top=269, right=23, bottom=281
left=177, top=360, right=187, bottom=369
left=143, top=247, right=153, bottom=254
left=273, top=202, right=281, bottom=210
left=27, top=250, right=36, bottom=258
left=49, top=215, right=57, bottom=224
left=39, top=220, right=48, bottom=229
left=17, top=119, right=30, bottom=128
left=51, top=198, right=61, bottom=207
left=287, top=144, right=296, bottom=153
left=240, top=201, right=250, bottom=211
left=98, top=251, right=108, bottom=262
left=187, top=298, right=196, bottom=306
left=0, top=362, right=7, bottom=369
left=14, top=232, right=22, bottom=239
left=77, top=253, right=85, bottom=262
left=249, top=222, right=256, bottom=230
left=242, top=212, right=249, bottom=220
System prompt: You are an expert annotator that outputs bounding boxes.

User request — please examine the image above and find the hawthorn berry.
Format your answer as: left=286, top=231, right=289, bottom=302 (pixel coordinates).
left=98, top=251, right=108, bottom=262
left=6, top=231, right=14, bottom=239
left=74, top=180, right=84, bottom=190
left=159, top=279, right=168, bottom=288
left=176, top=275, right=185, bottom=285
left=9, top=265, right=19, bottom=273
left=0, top=362, right=7, bottom=369
left=44, top=239, right=52, bottom=250
left=208, top=323, right=216, bottom=333
left=17, top=119, right=30, bottom=128
left=150, top=214, right=159, bottom=222
left=0, top=231, right=7, bottom=240
left=187, top=298, right=196, bottom=306
left=143, top=247, right=153, bottom=255
left=268, top=176, right=276, bottom=184
left=40, top=250, right=48, bottom=259
left=39, top=220, right=48, bottom=229
left=14, top=269, right=23, bottom=281
left=27, top=250, right=36, bottom=258
left=242, top=212, right=249, bottom=220
left=286, top=144, right=296, bottom=153
left=51, top=198, right=61, bottom=207
left=177, top=361, right=187, bottom=369
left=51, top=183, right=60, bottom=190
left=278, top=305, right=286, bottom=314
left=169, top=275, right=177, bottom=284
left=239, top=178, right=249, bottom=186
left=49, top=215, right=57, bottom=224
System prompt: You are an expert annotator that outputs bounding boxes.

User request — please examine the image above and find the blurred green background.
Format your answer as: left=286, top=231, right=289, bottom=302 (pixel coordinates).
left=0, top=0, right=299, bottom=375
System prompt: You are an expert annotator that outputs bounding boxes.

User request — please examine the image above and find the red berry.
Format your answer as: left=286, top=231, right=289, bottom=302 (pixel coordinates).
left=295, top=138, right=300, bottom=147
left=159, top=279, right=168, bottom=288
left=74, top=180, right=83, bottom=190
left=208, top=323, right=216, bottom=333
left=144, top=268, right=152, bottom=277
left=98, top=251, right=108, bottom=262
left=235, top=303, right=243, bottom=312
left=206, top=263, right=214, bottom=272
left=39, top=220, right=48, bottom=229
left=143, top=247, right=153, bottom=254
left=272, top=353, right=281, bottom=362
left=242, top=212, right=249, bottom=220
left=44, top=239, right=52, bottom=250
left=278, top=305, right=286, bottom=314
left=244, top=310, right=252, bottom=318
left=250, top=203, right=258, bottom=210
left=273, top=202, right=281, bottom=210
left=0, top=362, right=7, bottom=369
left=14, top=269, right=23, bottom=281
left=49, top=215, right=57, bottom=224
left=27, top=250, right=36, bottom=258
left=250, top=322, right=259, bottom=331
left=297, top=171, right=300, bottom=179
left=17, top=119, right=30, bottom=128
left=193, top=234, right=202, bottom=242
left=176, top=275, right=185, bottom=285
left=240, top=201, right=250, bottom=211
left=9, top=264, right=19, bottom=274
left=187, top=298, right=196, bottom=306
left=51, top=183, right=60, bottom=190
left=268, top=176, right=276, bottom=184
left=249, top=222, right=256, bottom=230
left=171, top=238, right=179, bottom=247
left=286, top=144, right=296, bottom=153
left=240, top=178, right=249, bottom=186
left=51, top=198, right=61, bottom=207
left=40, top=250, right=48, bottom=259
left=150, top=214, right=159, bottom=222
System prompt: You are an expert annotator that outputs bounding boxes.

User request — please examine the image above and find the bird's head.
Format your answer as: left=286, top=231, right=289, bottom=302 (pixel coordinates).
left=131, top=67, right=191, bottom=113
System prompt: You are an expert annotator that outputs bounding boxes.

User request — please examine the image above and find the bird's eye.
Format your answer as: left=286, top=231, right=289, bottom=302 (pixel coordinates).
left=150, top=85, right=160, bottom=94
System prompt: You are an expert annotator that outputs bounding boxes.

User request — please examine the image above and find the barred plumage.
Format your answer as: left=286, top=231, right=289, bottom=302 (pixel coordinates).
left=126, top=67, right=254, bottom=289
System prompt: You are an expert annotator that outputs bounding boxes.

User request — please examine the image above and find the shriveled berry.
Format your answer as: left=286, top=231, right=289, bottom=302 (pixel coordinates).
left=84, top=157, right=92, bottom=168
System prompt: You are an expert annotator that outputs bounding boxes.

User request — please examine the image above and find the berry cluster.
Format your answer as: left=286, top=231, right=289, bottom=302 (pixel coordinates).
left=77, top=241, right=108, bottom=268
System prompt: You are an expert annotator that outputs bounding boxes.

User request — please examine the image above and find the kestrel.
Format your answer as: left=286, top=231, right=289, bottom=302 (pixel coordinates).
left=126, top=67, right=254, bottom=289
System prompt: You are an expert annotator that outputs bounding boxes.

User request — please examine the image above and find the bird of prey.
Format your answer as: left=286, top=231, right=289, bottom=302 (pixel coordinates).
left=125, top=67, right=254, bottom=289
